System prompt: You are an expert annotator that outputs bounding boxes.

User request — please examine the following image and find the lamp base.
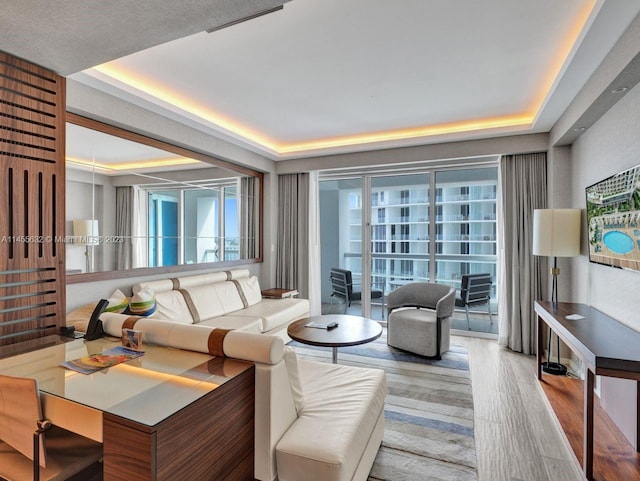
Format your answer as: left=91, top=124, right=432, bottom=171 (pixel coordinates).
left=541, top=361, right=567, bottom=376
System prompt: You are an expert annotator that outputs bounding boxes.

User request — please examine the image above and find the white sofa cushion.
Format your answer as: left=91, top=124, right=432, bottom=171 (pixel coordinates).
left=181, top=282, right=244, bottom=321
left=284, top=347, right=305, bottom=414
left=233, top=276, right=263, bottom=307
left=226, top=298, right=309, bottom=332
left=152, top=290, right=194, bottom=324
left=276, top=360, right=386, bottom=481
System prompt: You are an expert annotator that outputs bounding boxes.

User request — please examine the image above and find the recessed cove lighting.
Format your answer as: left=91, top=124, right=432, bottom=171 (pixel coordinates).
left=611, top=86, right=629, bottom=94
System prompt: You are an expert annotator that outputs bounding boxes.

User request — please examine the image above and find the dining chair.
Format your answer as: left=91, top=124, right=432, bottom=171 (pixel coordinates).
left=0, top=374, right=103, bottom=481
left=455, top=273, right=493, bottom=330
left=329, top=268, right=385, bottom=318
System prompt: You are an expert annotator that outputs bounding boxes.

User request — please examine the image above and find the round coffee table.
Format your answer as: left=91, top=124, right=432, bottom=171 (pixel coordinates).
left=288, top=314, right=383, bottom=364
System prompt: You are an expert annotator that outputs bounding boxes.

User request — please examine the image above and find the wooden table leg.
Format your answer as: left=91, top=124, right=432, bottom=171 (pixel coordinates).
left=332, top=347, right=338, bottom=364
left=584, top=368, right=595, bottom=480
left=536, top=314, right=543, bottom=381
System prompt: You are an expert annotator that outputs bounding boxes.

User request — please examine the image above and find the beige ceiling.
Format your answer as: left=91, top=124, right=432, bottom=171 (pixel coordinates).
left=3, top=0, right=640, bottom=160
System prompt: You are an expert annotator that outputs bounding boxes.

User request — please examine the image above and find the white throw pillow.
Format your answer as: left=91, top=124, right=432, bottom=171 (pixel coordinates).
left=284, top=347, right=305, bottom=415
left=129, top=286, right=157, bottom=316
left=104, top=289, right=128, bottom=314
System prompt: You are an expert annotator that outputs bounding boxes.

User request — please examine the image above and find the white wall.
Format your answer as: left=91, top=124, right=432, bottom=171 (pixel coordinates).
left=65, top=81, right=276, bottom=308
left=568, top=81, right=640, bottom=447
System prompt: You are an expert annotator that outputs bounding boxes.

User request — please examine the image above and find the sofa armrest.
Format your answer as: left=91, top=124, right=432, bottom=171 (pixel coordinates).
left=224, top=331, right=284, bottom=364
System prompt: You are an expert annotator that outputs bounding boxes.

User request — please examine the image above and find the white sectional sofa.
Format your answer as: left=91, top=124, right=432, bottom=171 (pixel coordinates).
left=98, top=318, right=387, bottom=481
left=131, top=269, right=309, bottom=342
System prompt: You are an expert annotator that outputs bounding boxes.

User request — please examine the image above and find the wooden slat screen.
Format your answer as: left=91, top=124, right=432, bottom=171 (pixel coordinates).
left=0, top=51, right=66, bottom=346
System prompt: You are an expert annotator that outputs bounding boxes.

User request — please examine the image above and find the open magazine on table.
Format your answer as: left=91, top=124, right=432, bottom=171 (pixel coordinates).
left=62, top=346, right=144, bottom=375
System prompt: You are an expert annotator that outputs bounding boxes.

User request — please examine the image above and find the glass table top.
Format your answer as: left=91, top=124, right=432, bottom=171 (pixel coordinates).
left=0, top=336, right=252, bottom=427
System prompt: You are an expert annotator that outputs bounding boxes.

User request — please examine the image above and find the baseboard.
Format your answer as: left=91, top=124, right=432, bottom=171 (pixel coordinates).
left=450, top=329, right=498, bottom=340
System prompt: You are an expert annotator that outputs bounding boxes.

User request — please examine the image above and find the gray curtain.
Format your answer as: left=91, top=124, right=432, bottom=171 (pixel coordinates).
left=115, top=186, right=133, bottom=270
left=276, top=173, right=309, bottom=298
left=498, top=152, right=547, bottom=354
left=240, top=176, right=259, bottom=259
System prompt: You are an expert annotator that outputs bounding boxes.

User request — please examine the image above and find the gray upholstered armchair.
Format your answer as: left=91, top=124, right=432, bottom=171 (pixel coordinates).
left=386, top=282, right=455, bottom=359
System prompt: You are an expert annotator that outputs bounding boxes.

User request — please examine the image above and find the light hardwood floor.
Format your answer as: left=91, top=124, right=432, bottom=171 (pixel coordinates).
left=454, top=335, right=584, bottom=481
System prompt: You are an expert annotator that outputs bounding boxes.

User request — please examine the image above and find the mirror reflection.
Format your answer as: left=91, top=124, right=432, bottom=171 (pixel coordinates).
left=66, top=122, right=260, bottom=275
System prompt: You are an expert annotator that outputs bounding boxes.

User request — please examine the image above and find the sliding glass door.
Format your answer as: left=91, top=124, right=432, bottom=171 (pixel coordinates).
left=319, top=165, right=498, bottom=334
left=370, top=174, right=431, bottom=294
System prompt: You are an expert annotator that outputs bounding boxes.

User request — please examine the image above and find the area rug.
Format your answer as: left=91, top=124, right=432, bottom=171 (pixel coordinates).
left=290, top=331, right=478, bottom=481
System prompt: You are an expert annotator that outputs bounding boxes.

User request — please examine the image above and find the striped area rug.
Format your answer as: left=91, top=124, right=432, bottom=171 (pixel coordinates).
left=290, top=332, right=478, bottom=481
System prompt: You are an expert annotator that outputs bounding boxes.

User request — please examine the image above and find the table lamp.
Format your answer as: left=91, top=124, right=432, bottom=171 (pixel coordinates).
left=533, top=208, right=581, bottom=375
left=73, top=219, right=99, bottom=273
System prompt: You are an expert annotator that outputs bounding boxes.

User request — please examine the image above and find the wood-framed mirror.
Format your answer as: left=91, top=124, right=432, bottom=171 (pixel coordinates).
left=65, top=113, right=263, bottom=284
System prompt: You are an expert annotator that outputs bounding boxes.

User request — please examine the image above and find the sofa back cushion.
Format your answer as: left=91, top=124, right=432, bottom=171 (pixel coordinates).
left=153, top=290, right=195, bottom=324
left=284, top=347, right=305, bottom=415
left=233, top=276, right=262, bottom=307
left=131, top=269, right=255, bottom=324
left=180, top=282, right=245, bottom=322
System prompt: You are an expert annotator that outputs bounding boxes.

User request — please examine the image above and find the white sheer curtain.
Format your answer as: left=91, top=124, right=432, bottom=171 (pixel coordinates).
left=498, top=152, right=547, bottom=354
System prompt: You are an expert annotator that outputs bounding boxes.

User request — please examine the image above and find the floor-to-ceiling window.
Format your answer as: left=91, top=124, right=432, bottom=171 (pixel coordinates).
left=148, top=184, right=239, bottom=267
left=148, top=191, right=179, bottom=267
left=319, top=164, right=498, bottom=336
left=370, top=174, right=430, bottom=294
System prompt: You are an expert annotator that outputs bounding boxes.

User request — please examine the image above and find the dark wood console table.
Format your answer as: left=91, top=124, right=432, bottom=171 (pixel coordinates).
left=535, top=301, right=640, bottom=481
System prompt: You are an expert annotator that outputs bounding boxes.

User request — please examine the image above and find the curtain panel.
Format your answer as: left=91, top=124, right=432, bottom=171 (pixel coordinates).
left=498, top=152, right=547, bottom=354
left=115, top=186, right=133, bottom=270
left=276, top=173, right=310, bottom=298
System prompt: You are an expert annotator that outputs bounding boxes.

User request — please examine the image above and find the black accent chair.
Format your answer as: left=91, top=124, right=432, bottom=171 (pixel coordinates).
left=455, top=273, right=493, bottom=330
left=329, top=268, right=385, bottom=318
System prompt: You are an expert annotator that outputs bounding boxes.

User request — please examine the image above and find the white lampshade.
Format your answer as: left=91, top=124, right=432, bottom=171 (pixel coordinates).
left=533, top=209, right=581, bottom=257
left=73, top=220, right=100, bottom=246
